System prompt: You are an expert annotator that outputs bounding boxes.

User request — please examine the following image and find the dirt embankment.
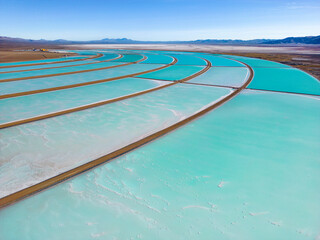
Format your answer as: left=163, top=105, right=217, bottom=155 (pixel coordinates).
left=0, top=50, right=77, bottom=63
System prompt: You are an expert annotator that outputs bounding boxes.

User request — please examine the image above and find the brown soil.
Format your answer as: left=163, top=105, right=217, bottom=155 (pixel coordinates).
left=0, top=50, right=77, bottom=63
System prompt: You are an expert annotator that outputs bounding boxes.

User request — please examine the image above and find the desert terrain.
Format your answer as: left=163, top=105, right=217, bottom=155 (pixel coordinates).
left=0, top=50, right=77, bottom=63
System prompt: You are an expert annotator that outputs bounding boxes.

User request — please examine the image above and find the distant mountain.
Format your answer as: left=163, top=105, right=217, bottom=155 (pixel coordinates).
left=0, top=36, right=70, bottom=44
left=98, top=38, right=137, bottom=43
left=185, top=35, right=320, bottom=45
left=263, top=35, right=320, bottom=44
left=1, top=35, right=319, bottom=47
left=0, top=36, right=140, bottom=48
left=188, top=39, right=271, bottom=45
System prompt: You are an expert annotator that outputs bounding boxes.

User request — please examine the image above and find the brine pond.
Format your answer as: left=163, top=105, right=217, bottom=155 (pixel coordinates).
left=0, top=49, right=319, bottom=240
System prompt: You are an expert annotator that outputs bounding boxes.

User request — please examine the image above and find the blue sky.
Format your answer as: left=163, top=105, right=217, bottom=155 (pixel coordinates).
left=0, top=0, right=319, bottom=41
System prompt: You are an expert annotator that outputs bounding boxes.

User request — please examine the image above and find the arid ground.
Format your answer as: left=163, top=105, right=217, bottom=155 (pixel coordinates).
left=0, top=50, right=77, bottom=63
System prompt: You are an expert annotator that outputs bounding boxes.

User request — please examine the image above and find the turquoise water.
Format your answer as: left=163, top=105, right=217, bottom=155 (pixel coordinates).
left=139, top=54, right=174, bottom=64
left=0, top=50, right=319, bottom=239
left=189, top=67, right=249, bottom=87
left=0, top=78, right=169, bottom=124
left=0, top=84, right=232, bottom=198
left=91, top=53, right=120, bottom=61
left=112, top=54, right=144, bottom=62
left=149, top=50, right=196, bottom=55
left=249, top=67, right=320, bottom=95
left=68, top=50, right=99, bottom=55
left=138, top=65, right=205, bottom=81
left=170, top=54, right=207, bottom=66
left=0, top=62, right=123, bottom=80
left=222, top=55, right=291, bottom=68
left=0, top=60, right=98, bottom=73
left=0, top=64, right=164, bottom=95
left=0, top=90, right=318, bottom=239
left=0, top=56, right=87, bottom=67
left=197, top=55, right=245, bottom=67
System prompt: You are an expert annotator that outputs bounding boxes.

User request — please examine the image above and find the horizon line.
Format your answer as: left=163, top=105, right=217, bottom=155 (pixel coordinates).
left=2, top=34, right=320, bottom=42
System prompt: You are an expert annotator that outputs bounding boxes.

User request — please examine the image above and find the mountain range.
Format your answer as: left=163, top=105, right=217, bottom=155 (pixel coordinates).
left=1, top=35, right=319, bottom=47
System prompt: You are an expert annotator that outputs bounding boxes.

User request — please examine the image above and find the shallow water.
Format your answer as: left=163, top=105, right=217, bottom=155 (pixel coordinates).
left=0, top=62, right=123, bottom=80
left=111, top=54, right=144, bottom=63
left=0, top=60, right=100, bottom=73
left=0, top=84, right=232, bottom=198
left=92, top=53, right=120, bottom=61
left=169, top=54, right=207, bottom=65
left=0, top=50, right=319, bottom=240
left=0, top=64, right=164, bottom=95
left=197, top=55, right=245, bottom=67
left=189, top=67, right=249, bottom=87
left=68, top=50, right=100, bottom=55
left=0, top=78, right=169, bottom=124
left=139, top=54, right=174, bottom=64
left=138, top=65, right=205, bottom=81
left=249, top=67, right=320, bottom=95
left=0, top=90, right=318, bottom=239
left=222, top=55, right=291, bottom=68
